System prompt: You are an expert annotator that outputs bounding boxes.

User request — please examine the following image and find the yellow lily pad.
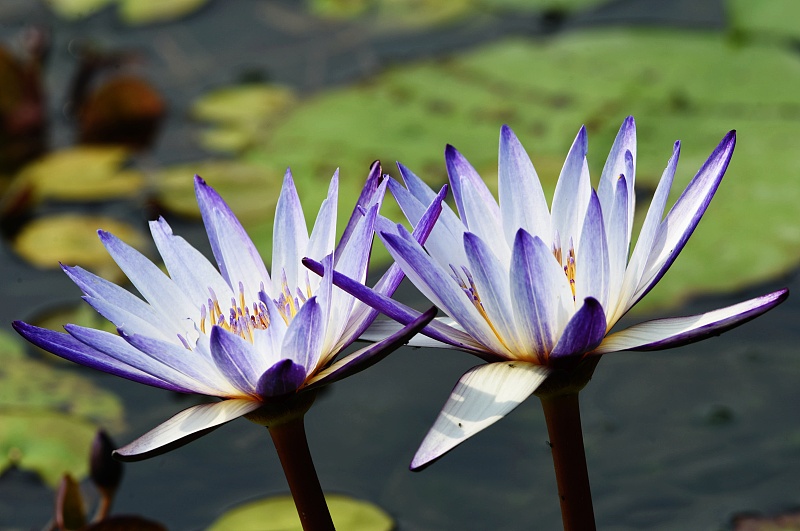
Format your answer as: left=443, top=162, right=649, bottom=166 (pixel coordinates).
left=207, top=494, right=394, bottom=531
left=117, top=0, right=210, bottom=25
left=152, top=160, right=283, bottom=224
left=192, top=85, right=297, bottom=154
left=42, top=0, right=113, bottom=19
left=12, top=214, right=148, bottom=284
left=6, top=146, right=145, bottom=205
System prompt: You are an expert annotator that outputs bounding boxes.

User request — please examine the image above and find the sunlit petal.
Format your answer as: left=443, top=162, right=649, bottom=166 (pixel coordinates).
left=411, top=361, right=548, bottom=470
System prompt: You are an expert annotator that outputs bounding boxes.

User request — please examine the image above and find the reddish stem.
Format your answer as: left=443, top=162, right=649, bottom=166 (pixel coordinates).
left=268, top=416, right=335, bottom=531
left=539, top=392, right=596, bottom=531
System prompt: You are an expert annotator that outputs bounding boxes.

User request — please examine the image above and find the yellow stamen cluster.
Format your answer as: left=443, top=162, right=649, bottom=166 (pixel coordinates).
left=451, top=264, right=511, bottom=351
left=553, top=241, right=577, bottom=300
left=199, top=282, right=270, bottom=343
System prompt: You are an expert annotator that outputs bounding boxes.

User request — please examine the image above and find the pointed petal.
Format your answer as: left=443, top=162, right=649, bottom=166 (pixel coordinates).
left=636, top=131, right=736, bottom=301
left=498, top=125, right=551, bottom=243
left=149, top=217, right=233, bottom=308
left=510, top=230, right=573, bottom=359
left=98, top=231, right=195, bottom=328
left=303, top=257, right=489, bottom=355
left=256, top=359, right=307, bottom=397
left=336, top=161, right=381, bottom=257
left=307, top=307, right=437, bottom=389
left=380, top=230, right=509, bottom=355
left=550, top=298, right=606, bottom=359
left=614, top=141, right=680, bottom=321
left=81, top=295, right=171, bottom=341
left=306, top=171, right=339, bottom=267
left=605, top=175, right=629, bottom=313
left=410, top=361, right=548, bottom=470
left=551, top=125, right=590, bottom=246
left=445, top=144, right=501, bottom=227
left=272, top=169, right=309, bottom=294
left=195, top=175, right=270, bottom=296
left=113, top=328, right=237, bottom=395
left=463, top=232, right=520, bottom=351
left=575, top=190, right=610, bottom=310
left=281, top=297, right=323, bottom=372
left=594, top=288, right=788, bottom=354
left=209, top=326, right=260, bottom=396
left=598, top=116, right=636, bottom=227
left=63, top=265, right=166, bottom=333
left=113, top=399, right=261, bottom=461
left=460, top=178, right=510, bottom=264
left=12, top=322, right=192, bottom=393
left=64, top=325, right=218, bottom=395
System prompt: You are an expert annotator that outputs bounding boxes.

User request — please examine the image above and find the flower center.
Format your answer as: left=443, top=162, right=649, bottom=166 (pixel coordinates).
left=553, top=240, right=577, bottom=300
left=199, top=282, right=270, bottom=343
left=196, top=272, right=314, bottom=344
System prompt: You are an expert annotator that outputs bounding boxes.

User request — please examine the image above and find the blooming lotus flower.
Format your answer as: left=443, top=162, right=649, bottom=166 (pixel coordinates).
left=13, top=168, right=440, bottom=461
left=308, top=117, right=788, bottom=470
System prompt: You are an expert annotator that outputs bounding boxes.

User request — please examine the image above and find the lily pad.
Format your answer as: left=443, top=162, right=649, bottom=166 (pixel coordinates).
left=0, top=330, right=125, bottom=486
left=117, top=0, right=210, bottom=25
left=5, top=146, right=144, bottom=206
left=192, top=84, right=297, bottom=154
left=152, top=160, right=283, bottom=223
left=44, top=0, right=211, bottom=24
left=235, top=29, right=800, bottom=312
left=726, top=0, right=800, bottom=41
left=12, top=214, right=148, bottom=284
left=207, top=494, right=394, bottom=531
left=42, top=0, right=113, bottom=19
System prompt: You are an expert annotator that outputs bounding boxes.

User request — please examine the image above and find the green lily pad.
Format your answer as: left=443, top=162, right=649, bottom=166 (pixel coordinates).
left=0, top=330, right=125, bottom=486
left=118, top=0, right=210, bottom=25
left=726, top=0, right=800, bottom=41
left=192, top=84, right=297, bottom=154
left=44, top=0, right=210, bottom=24
left=207, top=494, right=394, bottom=531
left=42, top=0, right=113, bottom=19
left=5, top=146, right=144, bottom=206
left=232, top=29, right=800, bottom=312
left=12, top=214, right=149, bottom=284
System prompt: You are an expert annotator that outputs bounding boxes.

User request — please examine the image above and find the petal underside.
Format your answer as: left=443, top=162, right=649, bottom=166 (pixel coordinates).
left=410, top=361, right=548, bottom=470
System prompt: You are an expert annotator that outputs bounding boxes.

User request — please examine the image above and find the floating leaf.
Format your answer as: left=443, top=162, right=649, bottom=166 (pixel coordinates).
left=192, top=84, right=297, bottom=153
left=12, top=214, right=148, bottom=283
left=0, top=412, right=102, bottom=487
left=6, top=146, right=144, bottom=205
left=0, top=344, right=124, bottom=428
left=726, top=0, right=800, bottom=41
left=42, top=0, right=113, bottom=19
left=238, top=29, right=800, bottom=311
left=117, top=0, right=211, bottom=25
left=208, top=494, right=394, bottom=531
left=153, top=160, right=283, bottom=223
left=0, top=331, right=125, bottom=486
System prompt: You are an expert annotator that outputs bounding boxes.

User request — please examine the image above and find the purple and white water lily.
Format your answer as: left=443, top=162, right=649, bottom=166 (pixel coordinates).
left=14, top=167, right=439, bottom=461
left=309, top=117, right=788, bottom=469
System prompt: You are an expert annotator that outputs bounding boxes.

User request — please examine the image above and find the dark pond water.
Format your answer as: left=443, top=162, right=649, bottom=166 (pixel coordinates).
left=2, top=0, right=799, bottom=530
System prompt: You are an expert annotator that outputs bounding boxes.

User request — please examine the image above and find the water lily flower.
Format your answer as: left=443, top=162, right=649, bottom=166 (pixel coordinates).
left=13, top=167, right=440, bottom=462
left=306, top=117, right=788, bottom=475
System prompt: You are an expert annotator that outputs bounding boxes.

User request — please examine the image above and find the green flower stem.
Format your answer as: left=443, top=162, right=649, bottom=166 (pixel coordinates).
left=268, top=415, right=335, bottom=531
left=539, top=391, right=596, bottom=531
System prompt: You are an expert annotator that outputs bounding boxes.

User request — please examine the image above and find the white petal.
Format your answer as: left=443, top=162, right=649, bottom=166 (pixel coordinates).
left=594, top=289, right=788, bottom=354
left=272, top=170, right=309, bottom=294
left=411, top=361, right=548, bottom=470
left=114, top=399, right=261, bottom=459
